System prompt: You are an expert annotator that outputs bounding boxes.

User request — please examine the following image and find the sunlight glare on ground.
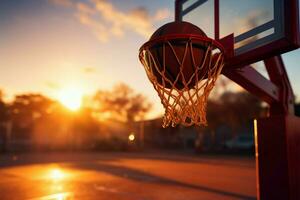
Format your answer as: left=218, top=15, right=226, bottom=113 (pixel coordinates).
left=49, top=168, right=65, bottom=181
left=29, top=192, right=72, bottom=200
left=58, top=87, right=83, bottom=111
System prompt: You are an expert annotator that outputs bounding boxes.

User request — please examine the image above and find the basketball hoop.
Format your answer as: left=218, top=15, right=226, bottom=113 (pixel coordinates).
left=139, top=22, right=225, bottom=127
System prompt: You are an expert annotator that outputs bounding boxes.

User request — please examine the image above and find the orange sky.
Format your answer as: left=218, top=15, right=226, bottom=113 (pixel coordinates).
left=0, top=0, right=300, bottom=119
left=0, top=0, right=175, bottom=118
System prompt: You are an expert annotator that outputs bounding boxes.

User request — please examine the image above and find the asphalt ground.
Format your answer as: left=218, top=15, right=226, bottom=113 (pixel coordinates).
left=0, top=151, right=256, bottom=200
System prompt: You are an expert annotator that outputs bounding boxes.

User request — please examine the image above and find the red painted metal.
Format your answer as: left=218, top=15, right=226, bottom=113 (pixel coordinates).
left=264, top=56, right=295, bottom=115
left=214, top=0, right=219, bottom=40
left=219, top=34, right=234, bottom=59
left=255, top=115, right=300, bottom=200
left=227, top=38, right=299, bottom=69
left=224, top=55, right=293, bottom=112
left=285, top=0, right=300, bottom=45
left=223, top=66, right=279, bottom=104
left=226, top=55, right=300, bottom=200
left=175, top=0, right=181, bottom=21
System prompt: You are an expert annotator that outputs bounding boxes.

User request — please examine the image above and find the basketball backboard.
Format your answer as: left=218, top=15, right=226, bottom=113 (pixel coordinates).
left=175, top=0, right=300, bottom=68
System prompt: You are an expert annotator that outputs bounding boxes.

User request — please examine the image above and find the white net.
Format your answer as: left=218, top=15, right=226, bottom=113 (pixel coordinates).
left=139, top=37, right=224, bottom=127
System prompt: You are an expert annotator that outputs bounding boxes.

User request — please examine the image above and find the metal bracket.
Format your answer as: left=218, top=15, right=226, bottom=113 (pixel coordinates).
left=264, top=55, right=295, bottom=115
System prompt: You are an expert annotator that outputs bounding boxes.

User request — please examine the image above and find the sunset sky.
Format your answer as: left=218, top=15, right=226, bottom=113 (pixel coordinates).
left=1, top=0, right=300, bottom=119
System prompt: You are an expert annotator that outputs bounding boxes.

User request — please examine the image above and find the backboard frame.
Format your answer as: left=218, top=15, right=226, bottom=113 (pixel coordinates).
left=175, top=0, right=300, bottom=68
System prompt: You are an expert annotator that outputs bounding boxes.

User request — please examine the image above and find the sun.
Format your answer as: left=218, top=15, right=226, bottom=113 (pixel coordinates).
left=58, top=87, right=83, bottom=111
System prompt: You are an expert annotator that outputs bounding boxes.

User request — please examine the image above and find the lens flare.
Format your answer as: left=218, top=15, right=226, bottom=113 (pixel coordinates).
left=58, top=87, right=83, bottom=111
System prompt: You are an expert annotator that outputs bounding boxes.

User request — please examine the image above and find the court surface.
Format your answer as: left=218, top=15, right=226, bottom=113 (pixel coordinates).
left=0, top=152, right=256, bottom=200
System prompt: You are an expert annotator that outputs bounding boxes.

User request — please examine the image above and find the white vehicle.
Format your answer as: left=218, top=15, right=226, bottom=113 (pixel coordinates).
left=224, top=134, right=254, bottom=151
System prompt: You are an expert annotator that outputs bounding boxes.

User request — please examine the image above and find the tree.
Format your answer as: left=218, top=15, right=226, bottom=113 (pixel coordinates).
left=220, top=91, right=262, bottom=127
left=92, top=83, right=152, bottom=122
left=0, top=90, right=9, bottom=122
left=9, top=94, right=56, bottom=139
left=295, top=103, right=300, bottom=117
left=0, top=90, right=9, bottom=152
left=206, top=91, right=263, bottom=133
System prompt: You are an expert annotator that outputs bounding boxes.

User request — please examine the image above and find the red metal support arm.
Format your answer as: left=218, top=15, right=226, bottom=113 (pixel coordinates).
left=223, top=65, right=280, bottom=105
left=264, top=55, right=295, bottom=115
left=224, top=55, right=294, bottom=116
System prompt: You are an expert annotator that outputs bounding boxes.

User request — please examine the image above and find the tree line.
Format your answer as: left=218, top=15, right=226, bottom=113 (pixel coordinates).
left=1, top=81, right=296, bottom=151
left=0, top=83, right=151, bottom=150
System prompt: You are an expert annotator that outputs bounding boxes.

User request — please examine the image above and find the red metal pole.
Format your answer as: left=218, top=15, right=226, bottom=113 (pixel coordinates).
left=264, top=56, right=295, bottom=115
left=175, top=0, right=181, bottom=21
left=214, top=0, right=219, bottom=40
left=255, top=56, right=300, bottom=200
left=255, top=115, right=300, bottom=200
left=225, top=55, right=300, bottom=200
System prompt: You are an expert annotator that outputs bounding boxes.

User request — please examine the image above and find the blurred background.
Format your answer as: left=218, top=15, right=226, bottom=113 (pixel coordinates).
left=0, top=0, right=299, bottom=154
